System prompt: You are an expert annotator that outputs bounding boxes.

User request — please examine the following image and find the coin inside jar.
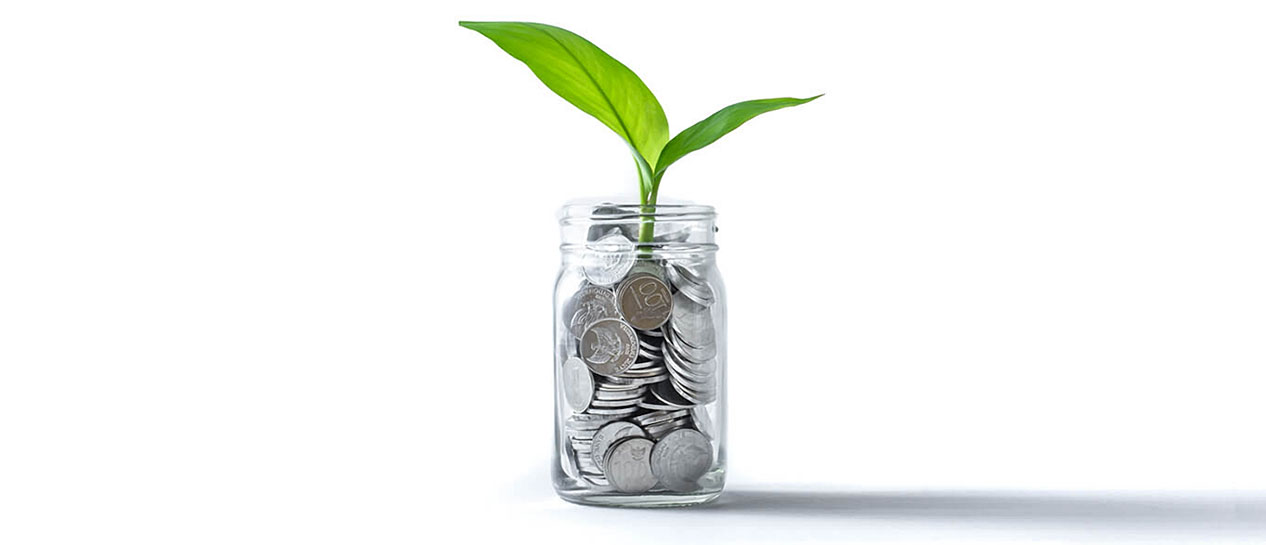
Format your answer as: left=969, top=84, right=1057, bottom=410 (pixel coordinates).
left=590, top=421, right=647, bottom=471
left=617, top=273, right=673, bottom=330
left=567, top=285, right=618, bottom=338
left=650, top=428, right=713, bottom=492
left=581, top=232, right=635, bottom=286
left=579, top=318, right=639, bottom=377
left=560, top=356, right=594, bottom=413
left=603, top=436, right=658, bottom=493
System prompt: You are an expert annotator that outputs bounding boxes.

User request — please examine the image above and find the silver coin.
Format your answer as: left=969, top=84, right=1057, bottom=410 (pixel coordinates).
left=591, top=421, right=647, bottom=472
left=587, top=204, right=640, bottom=242
left=667, top=263, right=715, bottom=306
left=669, top=292, right=716, bottom=350
left=645, top=416, right=692, bottom=440
left=663, top=364, right=712, bottom=392
left=665, top=324, right=717, bottom=363
left=585, top=405, right=641, bottom=416
left=637, top=398, right=679, bottom=411
left=561, top=441, right=580, bottom=479
left=580, top=318, right=639, bottom=377
left=557, top=333, right=578, bottom=364
left=638, top=338, right=663, bottom=353
left=619, top=365, right=668, bottom=379
left=569, top=415, right=617, bottom=428
left=593, top=386, right=646, bottom=401
left=663, top=347, right=714, bottom=381
left=567, top=286, right=618, bottom=338
left=640, top=327, right=664, bottom=338
left=662, top=345, right=716, bottom=388
left=582, top=474, right=610, bottom=487
left=650, top=381, right=695, bottom=408
left=599, top=373, right=668, bottom=387
left=617, top=273, right=673, bottom=330
left=670, top=381, right=716, bottom=405
left=593, top=380, right=647, bottom=392
left=588, top=397, right=642, bottom=409
left=691, top=405, right=715, bottom=439
left=627, top=358, right=659, bottom=370
left=566, top=428, right=607, bottom=438
left=565, top=415, right=615, bottom=432
left=650, top=428, right=713, bottom=492
left=603, top=437, right=658, bottom=493
left=638, top=349, right=665, bottom=361
left=565, top=430, right=599, bottom=443
left=633, top=409, right=689, bottom=428
left=665, top=365, right=714, bottom=394
left=664, top=368, right=716, bottom=403
left=627, top=259, right=667, bottom=281
left=581, top=232, right=635, bottom=286
left=560, top=357, right=594, bottom=413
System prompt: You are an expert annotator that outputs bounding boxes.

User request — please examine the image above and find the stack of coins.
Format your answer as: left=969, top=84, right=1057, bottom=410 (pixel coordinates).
left=559, top=232, right=719, bottom=494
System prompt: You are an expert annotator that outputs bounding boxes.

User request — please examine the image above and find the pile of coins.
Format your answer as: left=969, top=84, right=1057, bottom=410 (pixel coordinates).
left=558, top=232, right=719, bottom=494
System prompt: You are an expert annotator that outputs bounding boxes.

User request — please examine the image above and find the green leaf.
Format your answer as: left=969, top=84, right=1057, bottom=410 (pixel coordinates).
left=653, top=95, right=823, bottom=183
left=459, top=21, right=669, bottom=173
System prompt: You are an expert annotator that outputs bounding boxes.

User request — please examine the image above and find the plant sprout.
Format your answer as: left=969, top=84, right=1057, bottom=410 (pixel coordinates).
left=460, top=21, right=820, bottom=242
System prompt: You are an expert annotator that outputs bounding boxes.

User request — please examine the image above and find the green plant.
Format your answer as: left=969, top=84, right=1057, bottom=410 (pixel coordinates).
left=459, top=21, right=820, bottom=243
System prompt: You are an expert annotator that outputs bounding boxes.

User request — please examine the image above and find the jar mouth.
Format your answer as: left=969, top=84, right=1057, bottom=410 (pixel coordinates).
left=558, top=201, right=716, bottom=225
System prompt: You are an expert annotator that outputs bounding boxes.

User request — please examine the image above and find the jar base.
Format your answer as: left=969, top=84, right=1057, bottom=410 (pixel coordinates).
left=555, top=487, right=722, bottom=508
left=553, top=468, right=725, bottom=508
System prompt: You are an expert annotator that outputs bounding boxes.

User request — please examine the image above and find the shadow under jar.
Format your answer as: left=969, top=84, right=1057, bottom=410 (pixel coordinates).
left=553, top=203, right=727, bottom=507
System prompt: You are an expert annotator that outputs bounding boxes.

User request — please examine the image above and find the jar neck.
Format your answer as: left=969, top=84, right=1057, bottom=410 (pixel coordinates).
left=558, top=202, right=718, bottom=254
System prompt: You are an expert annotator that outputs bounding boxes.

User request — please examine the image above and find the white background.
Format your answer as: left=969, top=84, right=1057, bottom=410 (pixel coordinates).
left=2, top=1, right=1265, bottom=543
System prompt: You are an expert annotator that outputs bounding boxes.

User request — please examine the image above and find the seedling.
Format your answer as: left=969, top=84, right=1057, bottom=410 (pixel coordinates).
left=460, top=21, right=820, bottom=242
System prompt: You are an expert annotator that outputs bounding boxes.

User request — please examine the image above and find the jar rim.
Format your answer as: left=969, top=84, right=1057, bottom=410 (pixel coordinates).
left=557, top=201, right=716, bottom=225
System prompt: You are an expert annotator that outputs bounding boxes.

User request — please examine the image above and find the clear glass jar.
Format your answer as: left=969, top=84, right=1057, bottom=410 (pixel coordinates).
left=553, top=202, right=726, bottom=507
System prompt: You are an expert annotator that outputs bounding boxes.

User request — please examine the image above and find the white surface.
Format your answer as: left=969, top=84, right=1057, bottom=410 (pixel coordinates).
left=2, top=1, right=1265, bottom=543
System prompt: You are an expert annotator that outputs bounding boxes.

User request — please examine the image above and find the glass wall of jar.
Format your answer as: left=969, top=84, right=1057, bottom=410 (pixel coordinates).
left=553, top=202, right=726, bottom=507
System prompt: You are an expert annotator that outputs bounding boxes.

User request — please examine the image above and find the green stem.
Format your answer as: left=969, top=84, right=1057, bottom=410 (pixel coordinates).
left=635, top=159, right=658, bottom=249
left=638, top=202, right=656, bottom=245
left=638, top=175, right=662, bottom=246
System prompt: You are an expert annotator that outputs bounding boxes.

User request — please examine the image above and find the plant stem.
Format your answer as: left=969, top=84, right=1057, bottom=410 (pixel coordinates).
left=637, top=182, right=660, bottom=246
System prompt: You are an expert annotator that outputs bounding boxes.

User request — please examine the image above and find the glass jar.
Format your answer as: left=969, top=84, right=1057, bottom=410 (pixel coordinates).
left=553, top=202, right=726, bottom=507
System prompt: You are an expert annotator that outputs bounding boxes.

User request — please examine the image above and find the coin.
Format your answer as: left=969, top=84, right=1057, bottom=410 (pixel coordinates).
left=591, top=421, right=647, bottom=471
left=645, top=416, right=692, bottom=440
left=650, top=428, right=713, bottom=492
left=619, top=364, right=668, bottom=379
left=561, top=441, right=580, bottom=478
left=582, top=232, right=635, bottom=286
left=560, top=357, right=594, bottom=413
left=603, top=437, right=658, bottom=493
left=587, top=204, right=640, bottom=242
left=588, top=397, right=641, bottom=409
left=580, top=318, right=639, bottom=377
left=617, top=274, right=673, bottom=330
left=597, top=374, right=668, bottom=388
left=567, top=285, right=618, bottom=338
left=648, top=381, right=695, bottom=408
left=668, top=292, right=716, bottom=352
left=628, top=259, right=667, bottom=281
left=691, top=405, right=716, bottom=439
left=665, top=320, right=717, bottom=362
left=582, top=474, right=610, bottom=487
left=633, top=409, right=689, bottom=428
left=593, top=386, right=646, bottom=401
left=667, top=263, right=715, bottom=306
left=585, top=405, right=641, bottom=416
left=638, top=337, right=663, bottom=354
